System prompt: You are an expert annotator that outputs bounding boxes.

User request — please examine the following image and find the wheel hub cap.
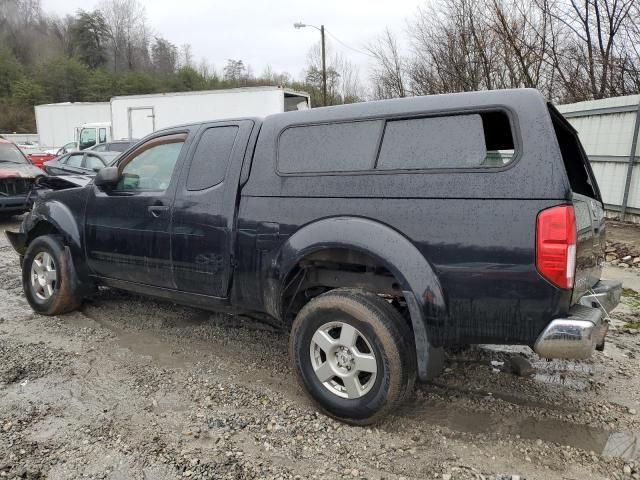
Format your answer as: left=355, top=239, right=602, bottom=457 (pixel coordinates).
left=335, top=348, right=354, bottom=370
left=309, top=321, right=378, bottom=399
left=30, top=251, right=57, bottom=301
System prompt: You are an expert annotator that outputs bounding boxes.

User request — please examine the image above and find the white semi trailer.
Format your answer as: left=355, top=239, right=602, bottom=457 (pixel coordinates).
left=34, top=102, right=111, bottom=150
left=77, top=86, right=310, bottom=150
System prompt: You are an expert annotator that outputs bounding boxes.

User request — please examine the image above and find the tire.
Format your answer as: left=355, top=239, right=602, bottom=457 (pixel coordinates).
left=289, top=288, right=416, bottom=425
left=22, top=235, right=82, bottom=315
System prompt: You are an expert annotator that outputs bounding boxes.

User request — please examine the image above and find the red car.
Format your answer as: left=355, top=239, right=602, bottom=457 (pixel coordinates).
left=27, top=152, right=57, bottom=170
left=0, top=138, right=44, bottom=216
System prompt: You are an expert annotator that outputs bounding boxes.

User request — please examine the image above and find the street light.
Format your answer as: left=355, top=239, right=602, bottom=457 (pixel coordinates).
left=294, top=22, right=327, bottom=107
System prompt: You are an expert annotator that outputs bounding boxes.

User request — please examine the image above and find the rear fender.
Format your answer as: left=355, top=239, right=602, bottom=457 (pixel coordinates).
left=271, top=216, right=447, bottom=381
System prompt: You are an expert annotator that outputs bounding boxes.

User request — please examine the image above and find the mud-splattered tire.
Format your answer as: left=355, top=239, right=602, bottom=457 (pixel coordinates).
left=22, top=235, right=82, bottom=315
left=290, top=288, right=416, bottom=425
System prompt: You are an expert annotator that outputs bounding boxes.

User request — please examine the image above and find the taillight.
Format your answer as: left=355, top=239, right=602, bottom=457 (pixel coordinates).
left=536, top=205, right=577, bottom=289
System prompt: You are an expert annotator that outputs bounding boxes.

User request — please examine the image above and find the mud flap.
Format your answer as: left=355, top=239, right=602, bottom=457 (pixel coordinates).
left=5, top=230, right=27, bottom=255
left=403, top=290, right=445, bottom=381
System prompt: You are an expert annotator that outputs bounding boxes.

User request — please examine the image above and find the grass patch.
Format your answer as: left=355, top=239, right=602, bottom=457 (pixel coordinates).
left=622, top=288, right=640, bottom=311
left=623, top=321, right=640, bottom=329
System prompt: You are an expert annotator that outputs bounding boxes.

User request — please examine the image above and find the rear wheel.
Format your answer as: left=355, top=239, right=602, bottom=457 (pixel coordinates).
left=22, top=235, right=82, bottom=315
left=290, top=288, right=416, bottom=425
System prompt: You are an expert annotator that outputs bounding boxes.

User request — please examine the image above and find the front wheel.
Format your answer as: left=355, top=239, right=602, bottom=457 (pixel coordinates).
left=289, top=288, right=416, bottom=425
left=22, top=235, right=82, bottom=315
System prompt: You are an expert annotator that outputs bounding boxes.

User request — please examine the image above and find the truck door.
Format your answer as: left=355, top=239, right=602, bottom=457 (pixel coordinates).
left=84, top=130, right=192, bottom=287
left=129, top=107, right=155, bottom=139
left=170, top=120, right=255, bottom=297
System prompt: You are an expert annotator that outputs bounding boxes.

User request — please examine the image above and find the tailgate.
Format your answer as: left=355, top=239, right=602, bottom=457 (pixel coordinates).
left=572, top=193, right=605, bottom=302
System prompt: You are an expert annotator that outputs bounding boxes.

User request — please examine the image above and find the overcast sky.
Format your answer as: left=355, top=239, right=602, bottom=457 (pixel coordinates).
left=41, top=0, right=422, bottom=83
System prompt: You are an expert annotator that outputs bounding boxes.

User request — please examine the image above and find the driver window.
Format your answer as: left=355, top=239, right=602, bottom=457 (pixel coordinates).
left=115, top=139, right=185, bottom=192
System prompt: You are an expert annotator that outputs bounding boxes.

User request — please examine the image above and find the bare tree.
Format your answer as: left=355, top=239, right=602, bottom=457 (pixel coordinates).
left=151, top=36, right=177, bottom=74
left=0, top=0, right=44, bottom=63
left=370, top=0, right=638, bottom=102
left=223, top=59, right=247, bottom=84
left=367, top=28, right=408, bottom=99
left=407, top=0, right=496, bottom=94
left=180, top=43, right=193, bottom=69
left=99, top=0, right=147, bottom=72
left=539, top=0, right=638, bottom=100
left=304, top=41, right=363, bottom=104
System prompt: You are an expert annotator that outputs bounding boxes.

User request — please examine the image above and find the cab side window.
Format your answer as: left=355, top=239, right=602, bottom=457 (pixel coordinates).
left=115, top=138, right=185, bottom=192
left=85, top=155, right=105, bottom=170
left=66, top=153, right=84, bottom=168
left=187, top=126, right=238, bottom=190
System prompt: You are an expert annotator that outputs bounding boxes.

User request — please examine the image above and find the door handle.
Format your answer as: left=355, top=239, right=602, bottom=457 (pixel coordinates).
left=148, top=205, right=169, bottom=217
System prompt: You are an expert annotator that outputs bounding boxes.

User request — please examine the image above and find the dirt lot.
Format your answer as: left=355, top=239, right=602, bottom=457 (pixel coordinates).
left=1, top=216, right=640, bottom=480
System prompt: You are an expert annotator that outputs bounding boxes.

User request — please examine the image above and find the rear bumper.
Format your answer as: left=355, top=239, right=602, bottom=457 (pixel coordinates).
left=534, top=279, right=622, bottom=359
left=577, top=279, right=623, bottom=313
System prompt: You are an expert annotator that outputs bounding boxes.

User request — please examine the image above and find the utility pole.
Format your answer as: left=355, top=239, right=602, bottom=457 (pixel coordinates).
left=294, top=22, right=328, bottom=106
left=320, top=25, right=327, bottom=107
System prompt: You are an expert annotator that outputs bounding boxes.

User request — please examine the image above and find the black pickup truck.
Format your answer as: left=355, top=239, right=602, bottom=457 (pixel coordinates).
left=6, top=88, right=622, bottom=424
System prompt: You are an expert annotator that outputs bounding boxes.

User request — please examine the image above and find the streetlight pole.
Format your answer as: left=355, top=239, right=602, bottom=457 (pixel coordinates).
left=320, top=25, right=327, bottom=107
left=294, top=22, right=327, bottom=107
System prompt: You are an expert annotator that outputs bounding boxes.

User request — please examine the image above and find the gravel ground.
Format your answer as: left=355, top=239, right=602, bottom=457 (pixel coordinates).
left=1, top=215, right=640, bottom=480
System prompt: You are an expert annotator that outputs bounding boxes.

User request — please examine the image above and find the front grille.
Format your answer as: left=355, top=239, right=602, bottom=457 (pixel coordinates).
left=0, top=178, right=33, bottom=196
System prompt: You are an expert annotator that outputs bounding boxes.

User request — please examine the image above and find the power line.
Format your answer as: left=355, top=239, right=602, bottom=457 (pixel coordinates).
left=323, top=29, right=376, bottom=59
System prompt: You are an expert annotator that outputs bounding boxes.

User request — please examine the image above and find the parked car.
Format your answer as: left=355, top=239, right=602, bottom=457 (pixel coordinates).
left=5, top=89, right=621, bottom=424
left=26, top=152, right=57, bottom=170
left=0, top=138, right=43, bottom=216
left=42, top=151, right=119, bottom=176
left=45, top=141, right=80, bottom=157
left=88, top=140, right=135, bottom=153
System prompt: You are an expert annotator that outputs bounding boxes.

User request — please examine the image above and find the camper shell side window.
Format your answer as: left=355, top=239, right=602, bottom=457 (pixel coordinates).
left=276, top=109, right=516, bottom=175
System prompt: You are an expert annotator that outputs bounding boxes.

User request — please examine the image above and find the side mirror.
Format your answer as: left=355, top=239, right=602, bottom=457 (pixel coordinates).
left=94, top=166, right=119, bottom=188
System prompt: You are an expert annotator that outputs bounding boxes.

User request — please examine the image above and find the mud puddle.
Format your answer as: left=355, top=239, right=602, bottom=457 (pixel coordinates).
left=404, top=399, right=639, bottom=460
left=75, top=311, right=193, bottom=369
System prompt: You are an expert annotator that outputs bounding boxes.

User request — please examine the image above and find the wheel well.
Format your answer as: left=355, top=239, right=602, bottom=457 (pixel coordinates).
left=26, top=221, right=60, bottom=247
left=281, top=248, right=411, bottom=327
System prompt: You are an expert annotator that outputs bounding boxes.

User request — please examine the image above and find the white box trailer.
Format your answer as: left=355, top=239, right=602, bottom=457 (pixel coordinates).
left=109, top=86, right=310, bottom=141
left=34, top=102, right=111, bottom=149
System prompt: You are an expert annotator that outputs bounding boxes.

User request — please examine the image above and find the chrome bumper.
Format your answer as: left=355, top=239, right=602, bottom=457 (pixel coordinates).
left=534, top=280, right=622, bottom=360
left=577, top=279, right=623, bottom=313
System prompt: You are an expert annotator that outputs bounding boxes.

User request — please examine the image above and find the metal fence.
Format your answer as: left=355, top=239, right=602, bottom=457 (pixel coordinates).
left=557, top=95, right=640, bottom=223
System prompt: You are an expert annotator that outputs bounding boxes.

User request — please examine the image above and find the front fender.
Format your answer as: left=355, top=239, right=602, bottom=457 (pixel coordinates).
left=272, top=216, right=447, bottom=380
left=30, top=200, right=82, bottom=254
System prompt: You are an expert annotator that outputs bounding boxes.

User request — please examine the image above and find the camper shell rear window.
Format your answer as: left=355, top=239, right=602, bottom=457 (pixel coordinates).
left=277, top=110, right=516, bottom=175
left=548, top=106, right=600, bottom=200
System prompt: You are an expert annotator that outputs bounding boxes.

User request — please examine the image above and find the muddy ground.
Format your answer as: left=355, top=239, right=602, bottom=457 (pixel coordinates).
left=1, top=216, right=640, bottom=480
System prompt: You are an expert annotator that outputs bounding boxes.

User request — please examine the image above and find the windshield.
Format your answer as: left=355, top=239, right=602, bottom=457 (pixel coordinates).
left=80, top=128, right=97, bottom=149
left=0, top=142, right=28, bottom=164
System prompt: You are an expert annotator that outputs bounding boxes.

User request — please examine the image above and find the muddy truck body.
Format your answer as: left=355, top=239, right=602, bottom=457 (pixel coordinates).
left=7, top=88, right=622, bottom=423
